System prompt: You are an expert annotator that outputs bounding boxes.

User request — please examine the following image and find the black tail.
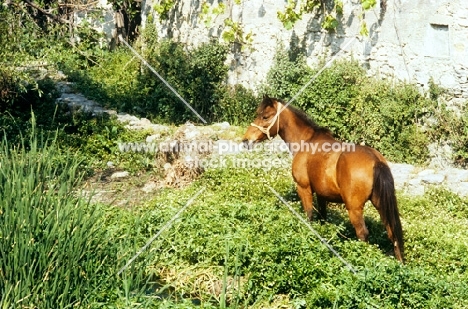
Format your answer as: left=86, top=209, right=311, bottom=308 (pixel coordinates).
left=373, top=161, right=404, bottom=262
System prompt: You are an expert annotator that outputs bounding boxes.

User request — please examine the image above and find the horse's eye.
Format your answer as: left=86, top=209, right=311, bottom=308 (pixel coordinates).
left=262, top=116, right=269, bottom=120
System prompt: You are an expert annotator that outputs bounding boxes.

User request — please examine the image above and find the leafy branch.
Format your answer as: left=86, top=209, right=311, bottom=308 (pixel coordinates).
left=153, top=0, right=175, bottom=20
left=277, top=0, right=375, bottom=33
left=221, top=18, right=254, bottom=51
left=199, top=1, right=226, bottom=27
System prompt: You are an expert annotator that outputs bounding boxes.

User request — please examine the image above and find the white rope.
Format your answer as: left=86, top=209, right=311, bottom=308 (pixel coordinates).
left=249, top=102, right=281, bottom=140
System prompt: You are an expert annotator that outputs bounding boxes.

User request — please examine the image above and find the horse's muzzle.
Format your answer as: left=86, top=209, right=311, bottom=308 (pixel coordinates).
left=242, top=139, right=255, bottom=151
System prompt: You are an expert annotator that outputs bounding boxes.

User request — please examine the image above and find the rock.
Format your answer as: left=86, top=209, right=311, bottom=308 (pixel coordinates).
left=55, top=71, right=67, bottom=80
left=117, top=113, right=140, bottom=123
left=163, top=163, right=172, bottom=171
left=389, top=163, right=415, bottom=189
left=146, top=134, right=161, bottom=143
left=449, top=182, right=468, bottom=196
left=407, top=178, right=425, bottom=196
left=185, top=128, right=200, bottom=139
left=141, top=181, right=160, bottom=193
left=444, top=169, right=468, bottom=183
left=213, top=121, right=230, bottom=130
left=106, top=161, right=115, bottom=168
left=417, top=169, right=435, bottom=177
left=184, top=154, right=194, bottom=161
left=420, top=173, right=445, bottom=184
left=164, top=168, right=176, bottom=186
left=388, top=162, right=415, bottom=172
left=428, top=142, right=454, bottom=168
left=150, top=124, right=170, bottom=134
left=140, top=118, right=152, bottom=126
left=110, top=171, right=129, bottom=179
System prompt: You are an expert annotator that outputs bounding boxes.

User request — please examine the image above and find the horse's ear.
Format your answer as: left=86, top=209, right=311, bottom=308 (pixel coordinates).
left=262, top=94, right=273, bottom=106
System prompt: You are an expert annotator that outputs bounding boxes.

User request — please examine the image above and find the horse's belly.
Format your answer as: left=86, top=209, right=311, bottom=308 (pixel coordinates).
left=307, top=153, right=339, bottom=185
left=317, top=193, right=344, bottom=203
left=292, top=152, right=342, bottom=201
left=313, top=181, right=343, bottom=202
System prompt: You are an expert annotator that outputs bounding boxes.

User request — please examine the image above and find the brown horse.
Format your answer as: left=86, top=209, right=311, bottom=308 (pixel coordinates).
left=242, top=95, right=404, bottom=262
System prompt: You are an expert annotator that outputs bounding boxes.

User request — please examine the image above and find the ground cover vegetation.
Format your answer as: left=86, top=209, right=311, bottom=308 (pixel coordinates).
left=1, top=3, right=468, bottom=308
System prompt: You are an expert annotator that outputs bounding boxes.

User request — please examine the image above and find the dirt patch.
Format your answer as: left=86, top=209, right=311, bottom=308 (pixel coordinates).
left=80, top=169, right=163, bottom=207
left=80, top=162, right=204, bottom=207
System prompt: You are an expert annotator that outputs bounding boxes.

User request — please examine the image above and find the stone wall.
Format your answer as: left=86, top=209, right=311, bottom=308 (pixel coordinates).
left=74, top=0, right=115, bottom=47
left=141, top=0, right=468, bottom=101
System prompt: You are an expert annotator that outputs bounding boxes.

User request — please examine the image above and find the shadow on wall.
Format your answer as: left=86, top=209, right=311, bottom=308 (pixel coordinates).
left=299, top=0, right=387, bottom=65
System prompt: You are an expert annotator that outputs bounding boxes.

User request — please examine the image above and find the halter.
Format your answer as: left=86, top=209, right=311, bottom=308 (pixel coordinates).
left=250, top=103, right=281, bottom=140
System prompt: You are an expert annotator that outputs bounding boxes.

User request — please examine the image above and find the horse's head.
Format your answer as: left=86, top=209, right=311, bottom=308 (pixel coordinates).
left=242, top=95, right=281, bottom=145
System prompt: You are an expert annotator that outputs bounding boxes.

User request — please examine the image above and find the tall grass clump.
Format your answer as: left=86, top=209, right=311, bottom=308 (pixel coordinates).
left=0, top=124, right=120, bottom=308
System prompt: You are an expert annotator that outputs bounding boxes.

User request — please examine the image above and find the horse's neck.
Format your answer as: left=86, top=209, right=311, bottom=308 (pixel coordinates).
left=278, top=109, right=317, bottom=152
left=279, top=124, right=315, bottom=144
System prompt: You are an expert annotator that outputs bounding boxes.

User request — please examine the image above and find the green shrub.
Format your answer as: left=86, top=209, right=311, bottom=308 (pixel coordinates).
left=0, top=67, right=64, bottom=145
left=263, top=48, right=313, bottom=99
left=346, top=81, right=432, bottom=164
left=62, top=48, right=141, bottom=111
left=114, top=167, right=468, bottom=308
left=0, top=65, right=155, bottom=173
left=0, top=67, right=26, bottom=113
left=212, top=84, right=259, bottom=125
left=65, top=38, right=231, bottom=124
left=138, top=39, right=230, bottom=123
left=422, top=79, right=468, bottom=166
left=428, top=102, right=468, bottom=166
left=264, top=50, right=436, bottom=164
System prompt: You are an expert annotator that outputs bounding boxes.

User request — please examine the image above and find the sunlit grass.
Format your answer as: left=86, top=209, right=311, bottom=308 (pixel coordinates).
left=1, top=126, right=468, bottom=308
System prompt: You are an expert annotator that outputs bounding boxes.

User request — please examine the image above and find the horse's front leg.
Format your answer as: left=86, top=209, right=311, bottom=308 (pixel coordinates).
left=296, top=184, right=314, bottom=221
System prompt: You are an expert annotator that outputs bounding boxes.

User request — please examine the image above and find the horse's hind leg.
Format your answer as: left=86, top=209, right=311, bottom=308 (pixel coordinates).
left=317, top=196, right=327, bottom=222
left=296, top=184, right=314, bottom=221
left=344, top=199, right=369, bottom=242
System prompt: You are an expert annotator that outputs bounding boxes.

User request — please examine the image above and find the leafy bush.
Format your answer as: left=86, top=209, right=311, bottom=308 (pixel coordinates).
left=264, top=49, right=435, bottom=164
left=58, top=111, right=158, bottom=172
left=0, top=67, right=64, bottom=144
left=0, top=67, right=25, bottom=112
left=64, top=37, right=231, bottom=124
left=212, top=84, right=259, bottom=125
left=0, top=66, right=152, bottom=173
left=135, top=38, right=231, bottom=123
left=346, top=81, right=432, bottom=164
left=427, top=102, right=468, bottom=166
left=62, top=25, right=259, bottom=125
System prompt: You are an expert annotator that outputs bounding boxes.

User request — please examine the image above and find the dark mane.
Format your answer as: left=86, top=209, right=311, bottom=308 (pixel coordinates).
left=286, top=104, right=333, bottom=136
left=261, top=97, right=333, bottom=136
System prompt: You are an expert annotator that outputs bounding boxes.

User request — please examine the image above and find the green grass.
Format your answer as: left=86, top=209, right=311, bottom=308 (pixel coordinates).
left=104, top=165, right=468, bottom=308
left=1, top=127, right=468, bottom=308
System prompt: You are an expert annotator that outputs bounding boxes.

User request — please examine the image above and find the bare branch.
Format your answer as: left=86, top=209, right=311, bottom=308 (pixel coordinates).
left=23, top=0, right=73, bottom=25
